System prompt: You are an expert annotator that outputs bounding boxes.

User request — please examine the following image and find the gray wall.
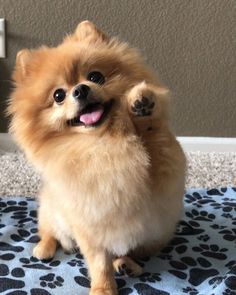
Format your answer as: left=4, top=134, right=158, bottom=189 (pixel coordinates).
left=0, top=0, right=235, bottom=136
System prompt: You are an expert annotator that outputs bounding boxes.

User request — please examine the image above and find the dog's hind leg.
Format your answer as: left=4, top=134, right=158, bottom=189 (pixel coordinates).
left=113, top=256, right=143, bottom=277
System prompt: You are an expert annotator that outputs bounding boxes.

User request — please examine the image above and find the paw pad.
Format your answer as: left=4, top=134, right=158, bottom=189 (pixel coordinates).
left=131, top=97, right=155, bottom=116
left=118, top=263, right=134, bottom=277
left=117, top=262, right=142, bottom=277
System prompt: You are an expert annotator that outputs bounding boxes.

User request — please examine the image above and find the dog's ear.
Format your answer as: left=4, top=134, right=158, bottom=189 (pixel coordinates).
left=13, top=49, right=33, bottom=83
left=72, top=20, right=108, bottom=43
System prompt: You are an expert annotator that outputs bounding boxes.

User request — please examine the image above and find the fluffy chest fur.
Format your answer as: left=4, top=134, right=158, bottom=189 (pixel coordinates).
left=39, top=131, right=152, bottom=255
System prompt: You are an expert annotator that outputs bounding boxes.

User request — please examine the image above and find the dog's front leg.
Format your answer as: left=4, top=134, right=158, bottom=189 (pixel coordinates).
left=33, top=188, right=57, bottom=260
left=126, top=81, right=170, bottom=135
left=76, top=235, right=117, bottom=295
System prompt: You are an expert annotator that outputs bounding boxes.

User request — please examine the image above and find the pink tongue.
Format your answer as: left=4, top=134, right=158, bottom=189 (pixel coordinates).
left=80, top=106, right=104, bottom=125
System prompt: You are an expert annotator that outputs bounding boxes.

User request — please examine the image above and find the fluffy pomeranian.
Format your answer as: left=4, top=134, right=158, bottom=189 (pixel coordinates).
left=8, top=21, right=186, bottom=295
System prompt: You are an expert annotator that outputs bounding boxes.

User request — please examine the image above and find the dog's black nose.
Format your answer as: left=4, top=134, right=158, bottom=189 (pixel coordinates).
left=73, top=84, right=90, bottom=100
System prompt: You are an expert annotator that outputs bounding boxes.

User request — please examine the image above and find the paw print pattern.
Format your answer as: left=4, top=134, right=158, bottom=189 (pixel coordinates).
left=10, top=228, right=39, bottom=244
left=131, top=96, right=155, bottom=116
left=0, top=264, right=25, bottom=293
left=67, top=258, right=83, bottom=267
left=209, top=276, right=225, bottom=289
left=192, top=244, right=228, bottom=260
left=225, top=276, right=236, bottom=292
left=118, top=288, right=133, bottom=295
left=0, top=252, right=15, bottom=261
left=39, top=273, right=64, bottom=289
left=67, top=252, right=84, bottom=267
left=218, top=229, right=236, bottom=242
left=223, top=288, right=236, bottom=295
left=210, top=201, right=223, bottom=210
left=1, top=188, right=236, bottom=295
left=30, top=289, right=51, bottom=295
left=222, top=201, right=236, bottom=213
left=179, top=220, right=204, bottom=235
left=176, top=220, right=204, bottom=236
left=116, top=278, right=133, bottom=294
left=210, top=224, right=227, bottom=230
left=17, top=209, right=37, bottom=226
left=0, top=223, right=5, bottom=237
left=0, top=200, right=27, bottom=215
left=225, top=260, right=236, bottom=273
left=139, top=272, right=161, bottom=283
left=0, top=242, right=24, bottom=253
left=210, top=197, right=236, bottom=212
left=74, top=267, right=90, bottom=288
left=182, top=286, right=199, bottom=295
left=158, top=253, right=172, bottom=260
left=161, top=237, right=188, bottom=257
left=222, top=213, right=233, bottom=219
left=207, top=189, right=224, bottom=196
left=186, top=209, right=216, bottom=222
left=185, top=192, right=216, bottom=208
left=197, top=234, right=210, bottom=242
left=0, top=199, right=37, bottom=226
left=168, top=256, right=219, bottom=286
left=185, top=192, right=203, bottom=208
left=134, top=283, right=169, bottom=295
left=19, top=256, right=60, bottom=270
left=232, top=218, right=236, bottom=226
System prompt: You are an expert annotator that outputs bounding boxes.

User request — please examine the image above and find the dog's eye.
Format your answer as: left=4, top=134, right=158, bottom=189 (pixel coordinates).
left=53, top=89, right=66, bottom=104
left=87, top=71, right=105, bottom=85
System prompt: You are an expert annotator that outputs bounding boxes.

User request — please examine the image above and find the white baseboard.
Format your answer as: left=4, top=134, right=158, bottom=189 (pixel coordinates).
left=0, top=133, right=18, bottom=153
left=178, top=137, right=236, bottom=152
left=0, top=133, right=236, bottom=153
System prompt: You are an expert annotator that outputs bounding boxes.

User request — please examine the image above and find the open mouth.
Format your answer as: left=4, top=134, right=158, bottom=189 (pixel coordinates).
left=67, top=99, right=114, bottom=127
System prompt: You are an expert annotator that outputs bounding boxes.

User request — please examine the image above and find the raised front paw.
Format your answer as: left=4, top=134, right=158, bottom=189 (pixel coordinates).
left=127, top=82, right=169, bottom=119
left=131, top=96, right=155, bottom=117
left=127, top=82, right=157, bottom=117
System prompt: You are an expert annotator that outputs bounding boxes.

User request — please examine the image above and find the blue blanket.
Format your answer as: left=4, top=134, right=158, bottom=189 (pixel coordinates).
left=0, top=188, right=236, bottom=295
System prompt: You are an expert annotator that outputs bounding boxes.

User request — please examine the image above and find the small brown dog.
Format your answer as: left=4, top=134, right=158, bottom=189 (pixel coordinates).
left=8, top=21, right=186, bottom=295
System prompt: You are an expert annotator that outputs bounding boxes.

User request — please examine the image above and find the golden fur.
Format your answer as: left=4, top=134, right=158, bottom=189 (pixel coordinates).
left=8, top=21, right=186, bottom=295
